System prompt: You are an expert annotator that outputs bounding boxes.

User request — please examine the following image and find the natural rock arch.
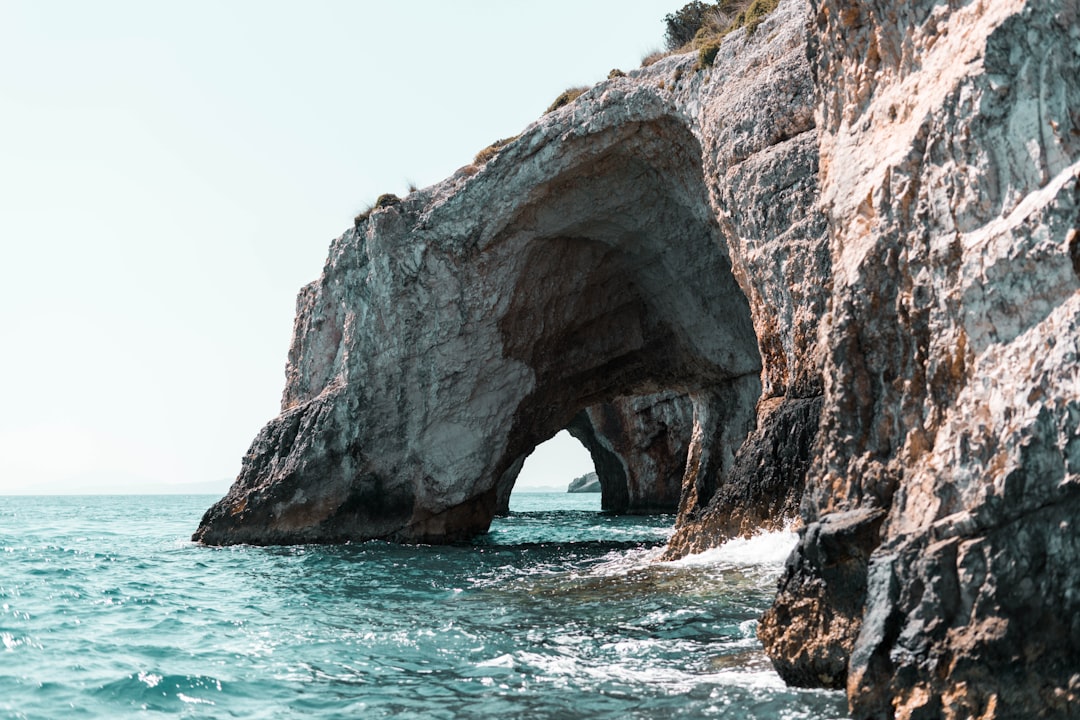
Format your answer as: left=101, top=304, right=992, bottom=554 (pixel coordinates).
left=194, top=91, right=762, bottom=546
left=493, top=392, right=696, bottom=516
left=193, top=0, right=1080, bottom=712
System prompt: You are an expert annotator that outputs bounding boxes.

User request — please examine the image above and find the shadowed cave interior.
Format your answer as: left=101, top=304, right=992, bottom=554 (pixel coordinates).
left=471, top=123, right=765, bottom=535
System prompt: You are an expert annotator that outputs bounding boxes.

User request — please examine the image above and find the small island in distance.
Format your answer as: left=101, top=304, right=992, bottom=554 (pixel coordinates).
left=567, top=472, right=601, bottom=493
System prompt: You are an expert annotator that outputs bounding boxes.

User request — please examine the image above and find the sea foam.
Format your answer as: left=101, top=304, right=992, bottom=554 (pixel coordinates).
left=671, top=527, right=799, bottom=567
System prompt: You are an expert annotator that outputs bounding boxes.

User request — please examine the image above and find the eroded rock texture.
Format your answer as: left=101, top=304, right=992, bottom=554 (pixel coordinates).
left=195, top=0, right=1080, bottom=714
left=193, top=84, right=771, bottom=546
left=195, top=0, right=820, bottom=550
left=759, top=0, right=1080, bottom=717
left=567, top=392, right=694, bottom=513
left=660, top=0, right=829, bottom=557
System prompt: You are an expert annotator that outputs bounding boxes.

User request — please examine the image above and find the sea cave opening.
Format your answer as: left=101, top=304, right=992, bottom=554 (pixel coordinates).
left=509, top=430, right=596, bottom=506
left=488, top=424, right=684, bottom=550
left=194, top=112, right=767, bottom=549
left=495, top=388, right=701, bottom=534
left=465, top=116, right=766, bottom=542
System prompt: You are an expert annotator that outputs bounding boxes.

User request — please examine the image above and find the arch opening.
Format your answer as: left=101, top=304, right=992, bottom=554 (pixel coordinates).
left=508, top=430, right=596, bottom=499
left=194, top=108, right=766, bottom=547
left=480, top=125, right=765, bottom=534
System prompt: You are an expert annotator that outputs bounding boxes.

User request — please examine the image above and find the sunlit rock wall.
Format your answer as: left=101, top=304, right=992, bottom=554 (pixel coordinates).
left=759, top=1, right=1080, bottom=716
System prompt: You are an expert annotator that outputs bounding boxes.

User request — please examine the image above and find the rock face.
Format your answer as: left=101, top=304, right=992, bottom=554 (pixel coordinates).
left=193, top=63, right=773, bottom=546
left=194, top=0, right=818, bottom=550
left=757, top=0, right=1080, bottom=717
left=668, top=394, right=823, bottom=556
left=195, top=0, right=1080, bottom=715
left=568, top=392, right=694, bottom=512
left=567, top=472, right=600, bottom=493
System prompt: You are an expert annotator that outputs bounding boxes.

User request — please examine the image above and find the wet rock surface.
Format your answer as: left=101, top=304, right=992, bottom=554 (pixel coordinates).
left=666, top=394, right=822, bottom=557
left=758, top=507, right=887, bottom=690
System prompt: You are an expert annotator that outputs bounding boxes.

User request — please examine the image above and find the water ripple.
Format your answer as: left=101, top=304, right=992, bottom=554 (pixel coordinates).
left=0, top=494, right=847, bottom=719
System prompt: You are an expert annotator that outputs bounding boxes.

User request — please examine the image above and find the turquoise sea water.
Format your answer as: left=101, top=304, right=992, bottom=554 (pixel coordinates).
left=1, top=493, right=846, bottom=719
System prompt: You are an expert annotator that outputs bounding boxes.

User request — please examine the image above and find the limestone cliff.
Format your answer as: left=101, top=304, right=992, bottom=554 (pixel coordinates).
left=193, top=0, right=815, bottom=549
left=195, top=0, right=1080, bottom=715
left=759, top=1, right=1080, bottom=717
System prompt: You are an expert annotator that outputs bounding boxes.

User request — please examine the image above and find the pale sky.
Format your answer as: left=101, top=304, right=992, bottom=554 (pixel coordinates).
left=0, top=0, right=678, bottom=495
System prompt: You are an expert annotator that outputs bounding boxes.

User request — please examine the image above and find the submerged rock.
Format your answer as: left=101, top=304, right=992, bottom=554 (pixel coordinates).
left=195, top=0, right=1080, bottom=714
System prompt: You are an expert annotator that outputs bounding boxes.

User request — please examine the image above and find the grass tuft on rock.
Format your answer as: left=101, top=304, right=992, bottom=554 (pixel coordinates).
left=653, top=0, right=783, bottom=70
left=473, top=135, right=520, bottom=166
left=640, top=49, right=667, bottom=67
left=355, top=193, right=402, bottom=228
left=697, top=40, right=723, bottom=69
left=375, top=193, right=401, bottom=209
left=544, top=86, right=590, bottom=114
left=354, top=204, right=374, bottom=228
left=742, top=0, right=780, bottom=34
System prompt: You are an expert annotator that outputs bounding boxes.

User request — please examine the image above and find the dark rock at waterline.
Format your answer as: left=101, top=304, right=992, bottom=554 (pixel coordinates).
left=666, top=394, right=822, bottom=557
left=757, top=507, right=887, bottom=689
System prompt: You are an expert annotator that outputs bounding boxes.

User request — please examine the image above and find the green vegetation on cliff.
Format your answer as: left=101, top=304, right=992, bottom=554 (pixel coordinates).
left=661, top=0, right=781, bottom=68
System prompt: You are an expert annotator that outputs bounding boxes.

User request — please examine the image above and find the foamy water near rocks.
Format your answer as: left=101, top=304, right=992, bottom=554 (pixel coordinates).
left=197, top=0, right=1080, bottom=714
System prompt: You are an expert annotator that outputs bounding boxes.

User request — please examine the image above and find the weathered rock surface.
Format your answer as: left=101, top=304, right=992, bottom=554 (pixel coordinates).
left=195, top=0, right=1080, bottom=715
left=668, top=394, right=822, bottom=556
left=194, top=0, right=819, bottom=550
left=567, top=391, right=694, bottom=512
left=567, top=472, right=600, bottom=493
left=758, top=0, right=1080, bottom=717
left=193, top=69, right=772, bottom=545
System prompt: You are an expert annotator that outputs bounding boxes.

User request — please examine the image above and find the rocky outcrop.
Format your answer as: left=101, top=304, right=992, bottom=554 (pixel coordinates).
left=195, top=0, right=1080, bottom=714
left=667, top=394, right=822, bottom=556
left=194, top=74, right=769, bottom=545
left=567, top=392, right=694, bottom=512
left=567, top=472, right=600, bottom=493
left=194, top=0, right=818, bottom=550
left=658, top=0, right=830, bottom=553
left=758, top=0, right=1080, bottom=717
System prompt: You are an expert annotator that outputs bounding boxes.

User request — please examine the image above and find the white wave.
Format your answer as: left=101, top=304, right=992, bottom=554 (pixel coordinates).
left=671, top=528, right=798, bottom=567
left=513, top=648, right=789, bottom=692
left=585, top=545, right=667, bottom=577
left=176, top=693, right=215, bottom=706
left=476, top=653, right=515, bottom=668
